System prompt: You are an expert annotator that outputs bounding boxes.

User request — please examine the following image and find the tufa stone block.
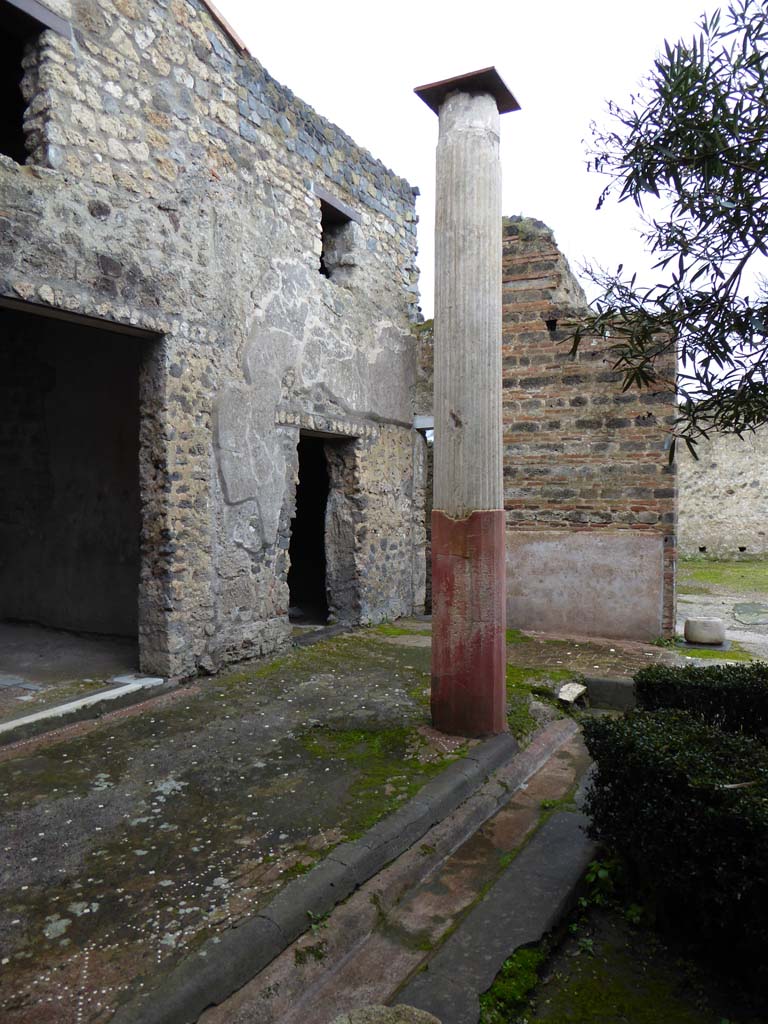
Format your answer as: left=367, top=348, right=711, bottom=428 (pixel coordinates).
left=684, top=617, right=727, bottom=645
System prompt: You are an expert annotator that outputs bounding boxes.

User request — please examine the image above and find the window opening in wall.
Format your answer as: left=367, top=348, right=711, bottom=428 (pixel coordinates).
left=0, top=2, right=39, bottom=163
left=319, top=199, right=351, bottom=278
left=288, top=435, right=331, bottom=624
left=315, top=184, right=361, bottom=280
left=0, top=0, right=72, bottom=164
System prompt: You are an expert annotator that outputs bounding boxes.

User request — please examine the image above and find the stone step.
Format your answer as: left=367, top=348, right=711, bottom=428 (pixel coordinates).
left=194, top=720, right=592, bottom=1024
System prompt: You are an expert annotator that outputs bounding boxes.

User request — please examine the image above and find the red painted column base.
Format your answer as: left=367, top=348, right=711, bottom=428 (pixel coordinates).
left=431, top=509, right=507, bottom=737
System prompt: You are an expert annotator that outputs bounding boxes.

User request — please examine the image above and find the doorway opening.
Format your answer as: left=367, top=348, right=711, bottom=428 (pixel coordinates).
left=288, top=432, right=360, bottom=626
left=288, top=435, right=330, bottom=624
left=0, top=302, right=155, bottom=683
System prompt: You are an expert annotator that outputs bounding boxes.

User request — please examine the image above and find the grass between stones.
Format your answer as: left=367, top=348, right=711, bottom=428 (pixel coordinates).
left=678, top=556, right=768, bottom=594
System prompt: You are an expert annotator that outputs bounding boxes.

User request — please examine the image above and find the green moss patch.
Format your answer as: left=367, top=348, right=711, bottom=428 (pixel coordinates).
left=505, top=665, right=576, bottom=740
left=480, top=946, right=546, bottom=1023
left=506, top=628, right=532, bottom=645
left=506, top=666, right=578, bottom=688
left=525, top=905, right=755, bottom=1023
left=682, top=642, right=753, bottom=662
left=373, top=624, right=432, bottom=637
left=300, top=725, right=459, bottom=838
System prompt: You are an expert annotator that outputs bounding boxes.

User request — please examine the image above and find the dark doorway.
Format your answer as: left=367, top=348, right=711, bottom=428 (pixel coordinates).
left=288, top=435, right=330, bottom=624
left=0, top=307, right=144, bottom=640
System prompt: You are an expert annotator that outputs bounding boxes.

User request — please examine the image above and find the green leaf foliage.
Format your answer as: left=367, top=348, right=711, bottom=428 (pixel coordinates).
left=634, top=660, right=768, bottom=736
left=577, top=0, right=768, bottom=443
left=583, top=710, right=768, bottom=990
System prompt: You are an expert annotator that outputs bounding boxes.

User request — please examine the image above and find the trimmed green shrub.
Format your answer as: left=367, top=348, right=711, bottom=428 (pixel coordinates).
left=634, top=661, right=768, bottom=737
left=583, top=710, right=768, bottom=982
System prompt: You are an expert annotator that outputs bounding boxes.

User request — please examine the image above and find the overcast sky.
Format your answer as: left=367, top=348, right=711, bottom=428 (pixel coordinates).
left=215, top=0, right=717, bottom=317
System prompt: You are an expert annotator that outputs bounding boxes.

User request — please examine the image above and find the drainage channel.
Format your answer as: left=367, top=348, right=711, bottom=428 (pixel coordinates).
left=191, top=719, right=592, bottom=1024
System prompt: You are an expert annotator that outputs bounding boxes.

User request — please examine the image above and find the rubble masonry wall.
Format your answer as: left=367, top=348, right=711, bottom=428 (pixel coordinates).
left=0, top=0, right=423, bottom=675
left=677, top=429, right=767, bottom=557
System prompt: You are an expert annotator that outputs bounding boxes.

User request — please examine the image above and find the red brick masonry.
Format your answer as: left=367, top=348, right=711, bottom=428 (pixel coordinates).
left=502, top=218, right=676, bottom=634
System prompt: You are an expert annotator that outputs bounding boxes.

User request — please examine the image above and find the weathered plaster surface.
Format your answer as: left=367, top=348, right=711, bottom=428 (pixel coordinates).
left=677, top=428, right=768, bottom=557
left=0, top=0, right=423, bottom=676
left=506, top=530, right=665, bottom=642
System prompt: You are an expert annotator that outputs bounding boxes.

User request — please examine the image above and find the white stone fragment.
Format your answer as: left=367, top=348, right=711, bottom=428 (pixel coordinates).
left=557, top=682, right=588, bottom=705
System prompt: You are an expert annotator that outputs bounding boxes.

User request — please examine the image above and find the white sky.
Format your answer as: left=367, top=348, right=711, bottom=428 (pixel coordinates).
left=214, top=0, right=717, bottom=318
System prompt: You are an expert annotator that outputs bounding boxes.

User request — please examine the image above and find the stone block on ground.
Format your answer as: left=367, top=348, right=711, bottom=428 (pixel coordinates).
left=684, top=617, right=726, bottom=645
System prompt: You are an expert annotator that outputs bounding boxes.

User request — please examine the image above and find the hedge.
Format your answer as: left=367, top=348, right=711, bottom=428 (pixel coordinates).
left=583, top=709, right=768, bottom=980
left=633, top=661, right=768, bottom=737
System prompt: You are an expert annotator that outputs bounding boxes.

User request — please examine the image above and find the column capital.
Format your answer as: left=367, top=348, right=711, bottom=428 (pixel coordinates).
left=414, top=67, right=519, bottom=116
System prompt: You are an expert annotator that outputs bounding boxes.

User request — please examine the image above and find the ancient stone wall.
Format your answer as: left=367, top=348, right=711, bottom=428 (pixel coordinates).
left=0, top=0, right=422, bottom=676
left=501, top=217, right=677, bottom=640
left=677, top=429, right=768, bottom=557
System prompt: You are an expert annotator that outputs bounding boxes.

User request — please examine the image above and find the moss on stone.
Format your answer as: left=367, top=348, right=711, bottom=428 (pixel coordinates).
left=0, top=630, right=452, bottom=1004
left=528, top=919, right=728, bottom=1023
left=505, top=665, right=579, bottom=740
left=299, top=724, right=456, bottom=838
left=506, top=666, right=578, bottom=688
left=505, top=666, right=538, bottom=740
left=506, top=628, right=532, bottom=645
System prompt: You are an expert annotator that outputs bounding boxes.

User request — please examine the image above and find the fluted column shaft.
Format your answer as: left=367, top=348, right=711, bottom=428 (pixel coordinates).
left=433, top=91, right=503, bottom=515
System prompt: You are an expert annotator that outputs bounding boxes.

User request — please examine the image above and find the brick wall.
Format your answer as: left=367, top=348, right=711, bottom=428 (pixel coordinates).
left=501, top=217, right=677, bottom=640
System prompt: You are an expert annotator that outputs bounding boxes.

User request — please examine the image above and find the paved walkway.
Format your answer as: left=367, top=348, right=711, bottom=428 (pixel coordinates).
left=0, top=618, right=727, bottom=1024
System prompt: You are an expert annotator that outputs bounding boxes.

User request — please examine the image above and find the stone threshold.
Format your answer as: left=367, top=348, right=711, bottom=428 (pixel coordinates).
left=0, top=674, right=170, bottom=747
left=110, top=720, right=583, bottom=1024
